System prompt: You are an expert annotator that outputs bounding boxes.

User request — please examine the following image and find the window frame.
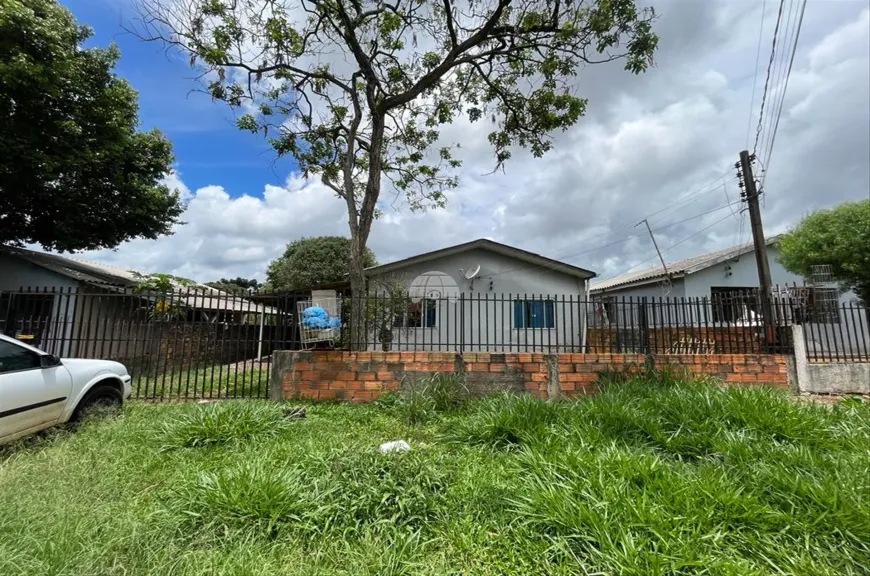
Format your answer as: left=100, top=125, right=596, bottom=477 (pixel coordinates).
left=513, top=299, right=556, bottom=329
left=394, top=298, right=437, bottom=329
left=0, top=338, right=44, bottom=375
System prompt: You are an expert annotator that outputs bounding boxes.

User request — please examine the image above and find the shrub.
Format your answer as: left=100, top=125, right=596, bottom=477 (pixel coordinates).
left=160, top=401, right=291, bottom=450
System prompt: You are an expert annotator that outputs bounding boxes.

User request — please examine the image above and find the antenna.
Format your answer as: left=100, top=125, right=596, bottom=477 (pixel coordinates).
left=464, top=264, right=481, bottom=280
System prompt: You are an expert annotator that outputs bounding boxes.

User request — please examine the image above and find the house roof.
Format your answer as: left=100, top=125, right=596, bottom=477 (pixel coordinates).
left=590, top=236, right=782, bottom=293
left=0, top=245, right=276, bottom=314
left=364, top=238, right=597, bottom=280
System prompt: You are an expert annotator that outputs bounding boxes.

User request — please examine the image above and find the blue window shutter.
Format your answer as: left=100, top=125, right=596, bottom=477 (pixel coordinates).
left=513, top=300, right=524, bottom=328
left=528, top=300, right=544, bottom=328
left=545, top=300, right=555, bottom=328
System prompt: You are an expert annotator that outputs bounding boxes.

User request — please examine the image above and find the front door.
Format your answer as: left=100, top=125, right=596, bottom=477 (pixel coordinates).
left=0, top=339, right=72, bottom=442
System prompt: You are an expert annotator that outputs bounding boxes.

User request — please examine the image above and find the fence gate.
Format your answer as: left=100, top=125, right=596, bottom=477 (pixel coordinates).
left=0, top=287, right=306, bottom=400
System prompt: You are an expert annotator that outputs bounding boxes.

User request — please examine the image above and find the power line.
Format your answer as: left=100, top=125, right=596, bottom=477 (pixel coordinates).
left=759, top=0, right=797, bottom=164
left=746, top=0, right=768, bottom=148
left=753, top=0, right=787, bottom=155
left=761, top=0, right=808, bottom=185
left=488, top=199, right=744, bottom=280
left=513, top=170, right=738, bottom=266
left=597, top=213, right=736, bottom=284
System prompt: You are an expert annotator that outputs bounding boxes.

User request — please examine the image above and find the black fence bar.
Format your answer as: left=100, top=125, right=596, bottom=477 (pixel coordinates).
left=2, top=286, right=868, bottom=400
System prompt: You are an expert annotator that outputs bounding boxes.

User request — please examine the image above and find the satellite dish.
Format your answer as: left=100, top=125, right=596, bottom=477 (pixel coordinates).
left=464, top=264, right=481, bottom=280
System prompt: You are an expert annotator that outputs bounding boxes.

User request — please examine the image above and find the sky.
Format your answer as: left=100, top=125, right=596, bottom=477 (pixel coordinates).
left=65, top=0, right=870, bottom=284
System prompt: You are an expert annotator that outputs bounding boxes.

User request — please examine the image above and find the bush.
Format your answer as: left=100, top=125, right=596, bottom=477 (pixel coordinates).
left=160, top=401, right=291, bottom=450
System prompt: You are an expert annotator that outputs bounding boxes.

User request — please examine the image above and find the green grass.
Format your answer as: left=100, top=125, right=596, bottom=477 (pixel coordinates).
left=1, top=374, right=868, bottom=575
left=134, top=366, right=270, bottom=399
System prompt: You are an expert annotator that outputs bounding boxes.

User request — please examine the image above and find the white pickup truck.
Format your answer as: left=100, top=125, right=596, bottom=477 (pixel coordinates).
left=0, top=333, right=132, bottom=444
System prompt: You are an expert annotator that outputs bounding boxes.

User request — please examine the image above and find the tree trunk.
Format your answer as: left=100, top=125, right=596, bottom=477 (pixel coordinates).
left=348, top=232, right=368, bottom=350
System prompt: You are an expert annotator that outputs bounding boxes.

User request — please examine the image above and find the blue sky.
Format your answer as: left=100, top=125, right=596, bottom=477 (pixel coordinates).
left=67, top=0, right=296, bottom=196
left=65, top=1, right=869, bottom=284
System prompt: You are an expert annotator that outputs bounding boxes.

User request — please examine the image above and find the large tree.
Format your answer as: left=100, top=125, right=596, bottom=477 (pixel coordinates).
left=267, top=236, right=377, bottom=291
left=778, top=199, right=870, bottom=305
left=136, top=0, right=657, bottom=346
left=0, top=0, right=184, bottom=252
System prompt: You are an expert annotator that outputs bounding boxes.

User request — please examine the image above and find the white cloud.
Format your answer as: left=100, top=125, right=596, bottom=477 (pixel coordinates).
left=77, top=2, right=869, bottom=285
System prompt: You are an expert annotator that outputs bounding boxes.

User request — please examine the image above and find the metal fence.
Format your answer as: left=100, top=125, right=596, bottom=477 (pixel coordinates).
left=3, top=286, right=866, bottom=401
left=343, top=291, right=799, bottom=354
left=1, top=287, right=306, bottom=400
left=800, top=301, right=870, bottom=362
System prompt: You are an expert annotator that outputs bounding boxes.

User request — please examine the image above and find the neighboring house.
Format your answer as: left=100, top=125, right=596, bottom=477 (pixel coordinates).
left=590, top=237, right=858, bottom=331
left=0, top=245, right=273, bottom=360
left=358, top=238, right=597, bottom=351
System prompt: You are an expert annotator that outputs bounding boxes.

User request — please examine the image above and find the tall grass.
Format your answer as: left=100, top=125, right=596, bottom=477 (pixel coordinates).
left=0, top=375, right=867, bottom=575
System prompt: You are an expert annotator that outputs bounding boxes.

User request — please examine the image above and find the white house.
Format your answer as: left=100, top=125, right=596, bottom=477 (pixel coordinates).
left=360, top=238, right=597, bottom=352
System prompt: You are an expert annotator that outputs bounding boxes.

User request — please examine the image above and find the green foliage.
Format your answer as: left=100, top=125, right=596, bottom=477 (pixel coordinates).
left=778, top=199, right=870, bottom=304
left=266, top=236, right=377, bottom=291
left=160, top=401, right=291, bottom=449
left=206, top=277, right=262, bottom=294
left=0, top=0, right=184, bottom=252
left=390, top=372, right=469, bottom=425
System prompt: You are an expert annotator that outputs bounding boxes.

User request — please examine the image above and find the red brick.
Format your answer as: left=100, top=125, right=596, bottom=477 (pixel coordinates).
left=522, top=363, right=541, bottom=372
left=358, top=372, right=376, bottom=381
left=319, top=389, right=337, bottom=399
left=376, top=372, right=394, bottom=381
left=293, top=361, right=312, bottom=371
left=335, top=371, right=356, bottom=381
left=561, top=381, right=576, bottom=391
left=351, top=390, right=376, bottom=402
left=489, top=364, right=506, bottom=373
left=517, top=353, right=533, bottom=363
left=400, top=351, right=416, bottom=360
left=363, top=381, right=382, bottom=390
left=292, top=371, right=314, bottom=381
left=558, top=363, right=574, bottom=373
left=385, top=352, right=401, bottom=362
left=530, top=373, right=547, bottom=382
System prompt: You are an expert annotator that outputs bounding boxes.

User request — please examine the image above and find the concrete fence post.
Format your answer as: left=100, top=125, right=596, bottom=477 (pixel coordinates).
left=544, top=354, right=560, bottom=400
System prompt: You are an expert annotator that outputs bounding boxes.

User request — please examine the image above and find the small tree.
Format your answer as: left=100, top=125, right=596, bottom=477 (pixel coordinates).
left=136, top=0, right=657, bottom=347
left=778, top=199, right=870, bottom=305
left=0, top=0, right=185, bottom=252
left=267, top=236, right=377, bottom=291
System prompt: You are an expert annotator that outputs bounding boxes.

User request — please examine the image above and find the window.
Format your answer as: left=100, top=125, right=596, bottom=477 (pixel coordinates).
left=395, top=299, right=437, bottom=328
left=0, top=340, right=42, bottom=374
left=514, top=300, right=555, bottom=329
left=710, top=287, right=758, bottom=323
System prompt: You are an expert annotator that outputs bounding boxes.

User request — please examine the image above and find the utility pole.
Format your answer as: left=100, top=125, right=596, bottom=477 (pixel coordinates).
left=737, top=150, right=774, bottom=342
left=636, top=218, right=672, bottom=292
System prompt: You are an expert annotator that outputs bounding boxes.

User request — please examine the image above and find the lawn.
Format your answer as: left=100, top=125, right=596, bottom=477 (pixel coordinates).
left=1, top=372, right=868, bottom=575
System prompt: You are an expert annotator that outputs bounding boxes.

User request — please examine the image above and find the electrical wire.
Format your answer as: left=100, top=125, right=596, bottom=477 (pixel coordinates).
left=761, top=0, right=808, bottom=187
left=759, top=0, right=798, bottom=164
left=487, top=199, right=744, bottom=280
left=753, top=0, right=787, bottom=155
left=596, top=213, right=737, bottom=284
left=509, top=170, right=738, bottom=267
left=746, top=0, right=768, bottom=148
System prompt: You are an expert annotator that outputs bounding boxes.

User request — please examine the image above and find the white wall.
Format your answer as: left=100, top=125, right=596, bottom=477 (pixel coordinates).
left=682, top=246, right=804, bottom=298
left=367, top=247, right=590, bottom=352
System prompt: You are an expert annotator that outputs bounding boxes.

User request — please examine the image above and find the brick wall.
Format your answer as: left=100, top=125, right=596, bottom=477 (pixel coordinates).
left=272, top=350, right=789, bottom=402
